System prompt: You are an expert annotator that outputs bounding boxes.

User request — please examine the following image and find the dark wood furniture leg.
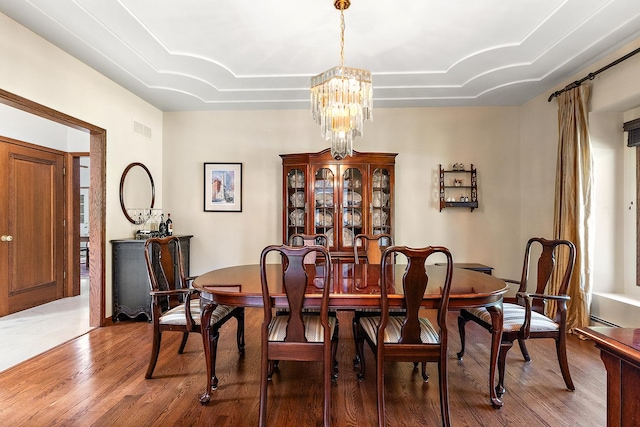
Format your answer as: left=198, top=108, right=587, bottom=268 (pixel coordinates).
left=199, top=299, right=216, bottom=404
left=486, top=303, right=504, bottom=408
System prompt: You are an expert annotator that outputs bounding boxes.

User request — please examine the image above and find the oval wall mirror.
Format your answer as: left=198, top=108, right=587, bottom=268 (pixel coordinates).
left=119, top=162, right=155, bottom=224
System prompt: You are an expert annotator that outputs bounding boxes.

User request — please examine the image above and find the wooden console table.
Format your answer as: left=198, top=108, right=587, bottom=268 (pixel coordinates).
left=435, top=263, right=493, bottom=275
left=577, top=326, right=640, bottom=427
left=111, top=235, right=192, bottom=321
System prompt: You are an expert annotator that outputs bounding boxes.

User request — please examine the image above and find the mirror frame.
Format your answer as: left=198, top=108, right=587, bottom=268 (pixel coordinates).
left=119, top=162, right=155, bottom=224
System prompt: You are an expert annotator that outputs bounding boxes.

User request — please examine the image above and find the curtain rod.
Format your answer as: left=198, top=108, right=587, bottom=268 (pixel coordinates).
left=547, top=46, right=640, bottom=102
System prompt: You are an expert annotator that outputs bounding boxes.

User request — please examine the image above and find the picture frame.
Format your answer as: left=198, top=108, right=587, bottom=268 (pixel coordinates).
left=204, top=163, right=242, bottom=212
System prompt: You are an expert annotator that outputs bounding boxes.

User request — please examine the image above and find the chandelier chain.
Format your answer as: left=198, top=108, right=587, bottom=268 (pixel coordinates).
left=339, top=9, right=345, bottom=68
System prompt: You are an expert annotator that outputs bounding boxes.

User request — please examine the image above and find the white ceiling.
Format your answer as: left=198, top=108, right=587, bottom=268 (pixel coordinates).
left=3, top=0, right=640, bottom=112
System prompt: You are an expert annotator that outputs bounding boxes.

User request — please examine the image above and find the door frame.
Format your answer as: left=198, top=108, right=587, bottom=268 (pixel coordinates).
left=0, top=89, right=106, bottom=327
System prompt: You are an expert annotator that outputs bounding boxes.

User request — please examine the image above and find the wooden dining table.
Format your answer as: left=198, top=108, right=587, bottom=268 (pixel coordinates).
left=193, top=261, right=508, bottom=408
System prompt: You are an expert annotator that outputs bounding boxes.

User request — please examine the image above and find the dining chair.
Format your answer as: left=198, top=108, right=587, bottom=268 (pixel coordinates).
left=352, top=233, right=394, bottom=367
left=355, top=245, right=454, bottom=427
left=259, top=244, right=338, bottom=427
left=143, top=236, right=245, bottom=386
left=456, top=237, right=576, bottom=398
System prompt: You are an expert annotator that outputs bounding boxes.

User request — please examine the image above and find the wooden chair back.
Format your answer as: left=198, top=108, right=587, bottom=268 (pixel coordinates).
left=289, top=233, right=329, bottom=249
left=144, top=236, right=188, bottom=311
left=354, top=233, right=393, bottom=264
left=288, top=233, right=329, bottom=265
left=516, top=237, right=576, bottom=317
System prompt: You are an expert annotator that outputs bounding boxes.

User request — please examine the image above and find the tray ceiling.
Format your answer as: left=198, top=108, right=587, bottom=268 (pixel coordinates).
left=2, top=0, right=640, bottom=111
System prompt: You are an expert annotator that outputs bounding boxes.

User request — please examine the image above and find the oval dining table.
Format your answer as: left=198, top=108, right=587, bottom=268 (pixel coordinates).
left=193, top=261, right=508, bottom=408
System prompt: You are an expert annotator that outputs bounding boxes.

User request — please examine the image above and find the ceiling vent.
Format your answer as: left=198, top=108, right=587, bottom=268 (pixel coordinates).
left=133, top=120, right=152, bottom=139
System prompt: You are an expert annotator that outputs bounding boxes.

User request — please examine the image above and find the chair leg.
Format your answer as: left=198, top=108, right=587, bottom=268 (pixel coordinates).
left=145, top=330, right=162, bottom=379
left=259, top=348, right=269, bottom=427
left=556, top=335, right=575, bottom=391
left=332, top=324, right=339, bottom=380
left=456, top=313, right=468, bottom=360
left=177, top=332, right=189, bottom=354
left=421, top=362, right=429, bottom=382
left=267, top=360, right=275, bottom=380
left=496, top=341, right=514, bottom=398
left=376, top=353, right=385, bottom=427
left=438, top=357, right=451, bottom=427
left=517, top=338, right=531, bottom=362
left=235, top=309, right=246, bottom=354
left=356, top=330, right=366, bottom=381
left=352, top=313, right=361, bottom=367
left=324, top=339, right=333, bottom=427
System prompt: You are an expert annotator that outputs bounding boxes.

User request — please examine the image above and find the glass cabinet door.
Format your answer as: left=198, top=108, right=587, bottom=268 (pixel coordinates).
left=341, top=167, right=364, bottom=250
left=371, top=167, right=392, bottom=236
left=285, top=168, right=306, bottom=244
left=313, top=167, right=336, bottom=248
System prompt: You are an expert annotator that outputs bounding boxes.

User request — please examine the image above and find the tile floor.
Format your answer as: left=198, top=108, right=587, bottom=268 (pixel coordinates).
left=0, top=277, right=92, bottom=373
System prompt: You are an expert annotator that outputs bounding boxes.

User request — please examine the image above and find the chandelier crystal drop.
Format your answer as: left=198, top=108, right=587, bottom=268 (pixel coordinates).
left=310, top=0, right=372, bottom=160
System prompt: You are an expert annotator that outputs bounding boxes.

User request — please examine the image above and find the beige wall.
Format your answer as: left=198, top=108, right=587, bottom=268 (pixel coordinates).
left=0, top=13, right=164, bottom=316
left=163, top=107, right=523, bottom=278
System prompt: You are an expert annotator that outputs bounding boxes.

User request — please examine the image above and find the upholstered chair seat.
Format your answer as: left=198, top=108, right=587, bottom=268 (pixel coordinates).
left=159, top=303, right=236, bottom=327
left=268, top=315, right=338, bottom=342
left=463, top=304, right=560, bottom=333
left=359, top=316, right=440, bottom=344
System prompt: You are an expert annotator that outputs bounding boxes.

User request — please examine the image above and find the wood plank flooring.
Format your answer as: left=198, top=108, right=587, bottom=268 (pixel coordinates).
left=0, top=308, right=606, bottom=426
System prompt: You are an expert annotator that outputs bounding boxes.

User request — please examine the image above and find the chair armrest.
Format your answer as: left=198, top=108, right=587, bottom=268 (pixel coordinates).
left=149, top=288, right=199, bottom=329
left=150, top=288, right=195, bottom=297
left=519, top=292, right=570, bottom=302
left=516, top=292, right=571, bottom=336
left=503, top=278, right=521, bottom=285
left=516, top=291, right=570, bottom=306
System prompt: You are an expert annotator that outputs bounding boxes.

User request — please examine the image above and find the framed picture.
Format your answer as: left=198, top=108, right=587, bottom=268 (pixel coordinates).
left=204, top=163, right=242, bottom=212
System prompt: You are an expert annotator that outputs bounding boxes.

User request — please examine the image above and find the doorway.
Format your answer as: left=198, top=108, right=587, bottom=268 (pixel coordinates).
left=0, top=88, right=106, bottom=327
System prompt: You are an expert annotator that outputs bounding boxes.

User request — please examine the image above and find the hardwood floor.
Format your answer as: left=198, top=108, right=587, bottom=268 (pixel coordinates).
left=0, top=308, right=606, bottom=426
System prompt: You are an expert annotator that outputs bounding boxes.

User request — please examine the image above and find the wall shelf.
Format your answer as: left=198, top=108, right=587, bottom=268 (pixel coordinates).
left=439, top=164, right=478, bottom=212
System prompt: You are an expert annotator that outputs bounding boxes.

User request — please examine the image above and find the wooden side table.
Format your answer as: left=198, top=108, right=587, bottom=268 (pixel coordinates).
left=435, top=263, right=493, bottom=275
left=577, top=327, right=640, bottom=427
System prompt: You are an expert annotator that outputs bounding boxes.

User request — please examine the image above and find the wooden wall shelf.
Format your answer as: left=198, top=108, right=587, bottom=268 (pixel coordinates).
left=439, top=164, right=478, bottom=212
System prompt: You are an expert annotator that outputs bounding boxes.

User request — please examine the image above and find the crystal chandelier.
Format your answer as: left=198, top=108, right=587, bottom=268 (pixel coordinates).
left=311, top=0, right=372, bottom=160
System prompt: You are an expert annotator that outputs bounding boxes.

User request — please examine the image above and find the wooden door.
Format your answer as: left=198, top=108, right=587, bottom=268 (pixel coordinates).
left=0, top=138, right=65, bottom=316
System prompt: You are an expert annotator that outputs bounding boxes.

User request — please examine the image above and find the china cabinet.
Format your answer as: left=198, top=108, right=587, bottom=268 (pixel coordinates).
left=111, top=235, right=192, bottom=321
left=281, top=149, right=396, bottom=259
left=439, top=164, right=478, bottom=211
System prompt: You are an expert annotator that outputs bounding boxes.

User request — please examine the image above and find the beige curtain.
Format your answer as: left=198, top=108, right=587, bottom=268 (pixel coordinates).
left=551, top=84, right=593, bottom=331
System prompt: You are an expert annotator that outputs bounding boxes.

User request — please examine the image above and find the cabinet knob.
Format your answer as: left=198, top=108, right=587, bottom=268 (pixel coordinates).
left=1, top=235, right=13, bottom=242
